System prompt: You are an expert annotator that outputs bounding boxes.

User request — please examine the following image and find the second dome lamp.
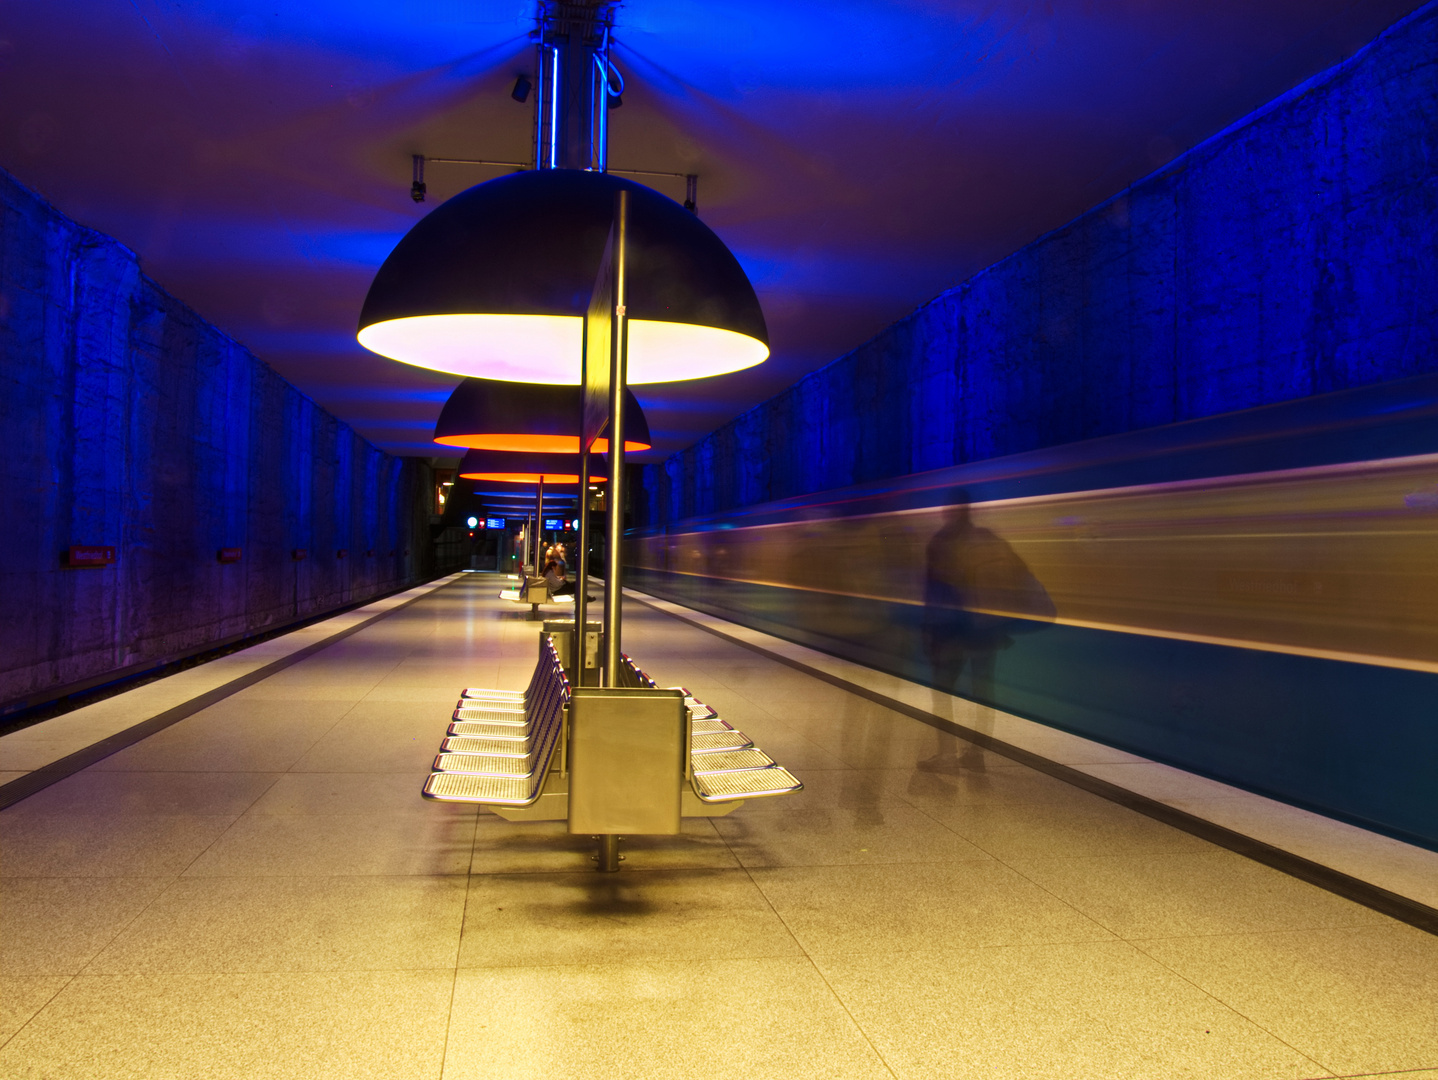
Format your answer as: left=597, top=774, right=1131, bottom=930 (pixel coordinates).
left=434, top=378, right=650, bottom=454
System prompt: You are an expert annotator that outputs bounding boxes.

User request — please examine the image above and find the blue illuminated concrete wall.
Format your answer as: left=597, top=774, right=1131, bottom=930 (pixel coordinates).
left=640, top=2, right=1438, bottom=524
left=0, top=167, right=440, bottom=713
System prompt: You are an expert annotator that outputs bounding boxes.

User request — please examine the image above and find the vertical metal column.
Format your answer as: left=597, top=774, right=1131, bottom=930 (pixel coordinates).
left=573, top=448, right=590, bottom=678
left=602, top=190, right=629, bottom=687
left=595, top=832, right=620, bottom=871
left=534, top=475, right=545, bottom=578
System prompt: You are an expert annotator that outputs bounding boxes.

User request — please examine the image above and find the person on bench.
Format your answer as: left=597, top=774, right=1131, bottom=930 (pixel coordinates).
left=542, top=559, right=574, bottom=596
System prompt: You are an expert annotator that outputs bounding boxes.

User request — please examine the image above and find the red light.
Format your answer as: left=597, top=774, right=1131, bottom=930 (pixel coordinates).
left=435, top=433, right=649, bottom=452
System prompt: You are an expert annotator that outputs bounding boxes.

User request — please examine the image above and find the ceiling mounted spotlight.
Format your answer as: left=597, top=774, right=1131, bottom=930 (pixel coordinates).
left=434, top=378, right=650, bottom=453
left=457, top=448, right=607, bottom=485
left=358, top=170, right=767, bottom=384
left=511, top=75, right=532, bottom=103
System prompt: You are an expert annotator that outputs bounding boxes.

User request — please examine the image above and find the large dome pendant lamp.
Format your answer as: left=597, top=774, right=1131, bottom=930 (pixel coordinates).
left=434, top=378, right=651, bottom=454
left=356, top=170, right=768, bottom=385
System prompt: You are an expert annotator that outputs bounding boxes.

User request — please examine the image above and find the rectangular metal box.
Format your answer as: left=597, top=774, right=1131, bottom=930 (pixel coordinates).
left=567, top=686, right=686, bottom=835
left=543, top=620, right=603, bottom=686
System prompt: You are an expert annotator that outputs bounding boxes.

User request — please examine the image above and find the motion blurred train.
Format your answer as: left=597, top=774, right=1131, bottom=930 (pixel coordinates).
left=629, top=373, right=1438, bottom=849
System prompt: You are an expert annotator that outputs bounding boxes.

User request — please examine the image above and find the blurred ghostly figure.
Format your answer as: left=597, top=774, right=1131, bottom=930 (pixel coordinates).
left=921, top=489, right=1053, bottom=771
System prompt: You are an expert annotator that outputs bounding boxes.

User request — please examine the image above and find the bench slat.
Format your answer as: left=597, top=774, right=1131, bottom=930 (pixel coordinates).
left=447, top=722, right=532, bottom=739
left=425, top=772, right=534, bottom=804
left=690, top=730, right=754, bottom=752
left=693, top=766, right=802, bottom=801
left=690, top=719, right=735, bottom=735
left=438, top=737, right=532, bottom=758
left=452, top=705, right=526, bottom=720
left=433, top=751, right=542, bottom=777
left=690, top=748, right=774, bottom=774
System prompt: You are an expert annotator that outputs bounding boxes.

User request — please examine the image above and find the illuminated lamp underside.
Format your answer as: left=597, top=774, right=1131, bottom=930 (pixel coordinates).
left=358, top=314, right=767, bottom=384
left=457, top=449, right=604, bottom=487
left=459, top=471, right=606, bottom=485
left=435, top=434, right=646, bottom=452
left=432, top=377, right=652, bottom=453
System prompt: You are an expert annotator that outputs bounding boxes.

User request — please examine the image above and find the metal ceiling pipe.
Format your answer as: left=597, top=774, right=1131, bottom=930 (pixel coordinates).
left=534, top=0, right=618, bottom=172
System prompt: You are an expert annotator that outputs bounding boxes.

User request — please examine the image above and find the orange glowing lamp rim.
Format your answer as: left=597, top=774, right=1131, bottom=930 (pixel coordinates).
left=458, top=471, right=608, bottom=484
left=435, top=434, right=649, bottom=453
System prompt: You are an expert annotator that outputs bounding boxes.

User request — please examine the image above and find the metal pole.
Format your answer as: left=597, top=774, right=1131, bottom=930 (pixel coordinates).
left=534, top=475, right=545, bottom=578
left=595, top=833, right=620, bottom=871
left=603, top=189, right=628, bottom=687
left=573, top=448, right=590, bottom=681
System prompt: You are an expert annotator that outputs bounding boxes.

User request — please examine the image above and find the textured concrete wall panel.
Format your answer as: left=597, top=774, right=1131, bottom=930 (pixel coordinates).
left=642, top=5, right=1438, bottom=524
left=0, top=167, right=434, bottom=709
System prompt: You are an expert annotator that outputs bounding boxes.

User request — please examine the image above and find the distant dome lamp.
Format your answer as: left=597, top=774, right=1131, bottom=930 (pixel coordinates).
left=457, top=449, right=607, bottom=486
left=357, top=170, right=768, bottom=385
left=434, top=378, right=650, bottom=454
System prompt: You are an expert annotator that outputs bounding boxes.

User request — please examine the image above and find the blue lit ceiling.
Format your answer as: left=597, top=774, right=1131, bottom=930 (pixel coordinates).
left=0, top=0, right=1420, bottom=460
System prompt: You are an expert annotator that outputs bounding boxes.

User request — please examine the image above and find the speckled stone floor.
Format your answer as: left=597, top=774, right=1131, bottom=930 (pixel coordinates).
left=1, top=574, right=1434, bottom=1079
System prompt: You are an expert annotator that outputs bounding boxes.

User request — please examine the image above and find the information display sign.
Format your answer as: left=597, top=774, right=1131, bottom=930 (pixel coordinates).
left=581, top=227, right=615, bottom=453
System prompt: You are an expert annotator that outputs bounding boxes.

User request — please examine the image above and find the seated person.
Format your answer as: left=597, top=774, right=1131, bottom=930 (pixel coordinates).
left=542, top=559, right=574, bottom=595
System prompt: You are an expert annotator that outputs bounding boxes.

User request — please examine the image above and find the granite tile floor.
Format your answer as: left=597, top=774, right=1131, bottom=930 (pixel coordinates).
left=0, top=574, right=1433, bottom=1079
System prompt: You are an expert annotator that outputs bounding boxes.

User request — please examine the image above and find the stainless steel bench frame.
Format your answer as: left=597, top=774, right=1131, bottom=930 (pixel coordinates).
left=421, top=633, right=802, bottom=868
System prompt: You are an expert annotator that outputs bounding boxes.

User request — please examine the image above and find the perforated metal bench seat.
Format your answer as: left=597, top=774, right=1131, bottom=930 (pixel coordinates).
left=609, top=652, right=803, bottom=804
left=680, top=698, right=802, bottom=803
left=452, top=705, right=527, bottom=722
left=445, top=727, right=532, bottom=742
left=691, top=729, right=755, bottom=753
left=431, top=751, right=546, bottom=777
left=691, top=718, right=736, bottom=735
left=692, top=766, right=802, bottom=801
left=424, top=773, right=537, bottom=804
left=423, top=637, right=569, bottom=806
left=690, top=748, right=774, bottom=773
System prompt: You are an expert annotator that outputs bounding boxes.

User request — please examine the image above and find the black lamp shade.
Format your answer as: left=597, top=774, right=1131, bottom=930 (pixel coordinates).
left=358, top=170, right=768, bottom=384
left=457, top=448, right=608, bottom=485
left=434, top=378, right=651, bottom=453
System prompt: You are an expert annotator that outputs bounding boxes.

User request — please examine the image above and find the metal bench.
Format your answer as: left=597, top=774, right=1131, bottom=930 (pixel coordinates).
left=420, top=632, right=802, bottom=871
left=499, top=575, right=575, bottom=620
left=422, top=635, right=569, bottom=807
left=616, top=653, right=803, bottom=804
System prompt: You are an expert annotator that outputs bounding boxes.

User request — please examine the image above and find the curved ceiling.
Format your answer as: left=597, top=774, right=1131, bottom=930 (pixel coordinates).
left=0, top=0, right=1420, bottom=460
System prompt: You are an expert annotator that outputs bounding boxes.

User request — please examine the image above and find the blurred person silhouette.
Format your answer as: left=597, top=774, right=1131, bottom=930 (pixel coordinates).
left=920, top=488, right=1053, bottom=772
